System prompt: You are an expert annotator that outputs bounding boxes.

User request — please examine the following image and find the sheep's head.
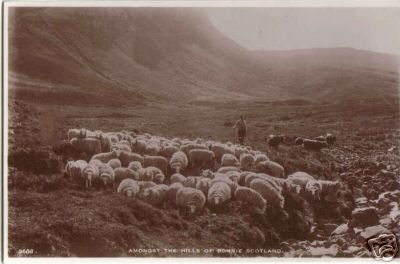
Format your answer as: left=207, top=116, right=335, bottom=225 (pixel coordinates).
left=187, top=204, right=196, bottom=214
left=101, top=174, right=111, bottom=186
left=84, top=172, right=93, bottom=189
left=201, top=169, right=214, bottom=179
left=213, top=197, right=221, bottom=206
left=125, top=189, right=134, bottom=197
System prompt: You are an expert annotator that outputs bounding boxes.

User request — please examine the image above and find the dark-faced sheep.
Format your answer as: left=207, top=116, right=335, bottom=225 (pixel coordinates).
left=325, top=133, right=337, bottom=146
left=268, top=135, right=284, bottom=148
left=70, top=137, right=102, bottom=155
left=303, top=139, right=328, bottom=151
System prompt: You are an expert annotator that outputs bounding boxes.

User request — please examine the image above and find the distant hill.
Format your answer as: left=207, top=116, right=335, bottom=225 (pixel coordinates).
left=8, top=7, right=399, bottom=106
left=252, top=48, right=399, bottom=102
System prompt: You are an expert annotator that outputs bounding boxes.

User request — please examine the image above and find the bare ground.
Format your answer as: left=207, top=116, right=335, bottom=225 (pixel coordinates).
left=7, top=99, right=400, bottom=257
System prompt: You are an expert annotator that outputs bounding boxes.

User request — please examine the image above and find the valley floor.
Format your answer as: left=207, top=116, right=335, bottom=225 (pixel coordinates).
left=6, top=99, right=400, bottom=257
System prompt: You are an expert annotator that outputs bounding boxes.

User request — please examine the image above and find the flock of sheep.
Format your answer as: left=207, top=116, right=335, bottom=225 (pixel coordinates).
left=63, top=128, right=340, bottom=215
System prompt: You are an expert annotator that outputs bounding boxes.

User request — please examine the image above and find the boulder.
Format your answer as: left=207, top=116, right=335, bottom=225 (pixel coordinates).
left=356, top=225, right=390, bottom=242
left=351, top=207, right=379, bottom=228
left=323, top=223, right=339, bottom=235
left=331, top=223, right=349, bottom=236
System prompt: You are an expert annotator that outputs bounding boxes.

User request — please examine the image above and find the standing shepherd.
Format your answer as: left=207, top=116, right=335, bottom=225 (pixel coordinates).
left=232, top=115, right=248, bottom=145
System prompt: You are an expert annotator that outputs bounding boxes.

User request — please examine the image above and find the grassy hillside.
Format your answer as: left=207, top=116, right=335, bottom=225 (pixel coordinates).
left=8, top=8, right=399, bottom=107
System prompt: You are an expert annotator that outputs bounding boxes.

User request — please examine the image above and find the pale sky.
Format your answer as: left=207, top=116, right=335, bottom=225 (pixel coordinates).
left=207, top=8, right=400, bottom=55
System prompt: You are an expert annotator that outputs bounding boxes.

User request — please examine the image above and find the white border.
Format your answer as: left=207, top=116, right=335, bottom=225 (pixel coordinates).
left=2, top=1, right=400, bottom=264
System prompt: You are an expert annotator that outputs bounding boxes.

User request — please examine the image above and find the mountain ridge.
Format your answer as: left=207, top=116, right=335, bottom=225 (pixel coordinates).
left=8, top=7, right=399, bottom=106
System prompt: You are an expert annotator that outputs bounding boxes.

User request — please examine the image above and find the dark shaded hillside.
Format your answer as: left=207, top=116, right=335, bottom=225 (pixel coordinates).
left=8, top=7, right=287, bottom=106
left=8, top=7, right=399, bottom=106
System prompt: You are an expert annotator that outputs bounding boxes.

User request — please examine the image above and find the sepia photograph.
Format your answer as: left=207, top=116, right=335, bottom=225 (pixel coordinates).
left=3, top=0, right=400, bottom=261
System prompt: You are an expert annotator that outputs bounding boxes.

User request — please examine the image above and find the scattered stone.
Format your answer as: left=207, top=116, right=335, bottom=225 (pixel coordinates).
left=357, top=225, right=390, bottom=241
left=331, top=223, right=349, bottom=236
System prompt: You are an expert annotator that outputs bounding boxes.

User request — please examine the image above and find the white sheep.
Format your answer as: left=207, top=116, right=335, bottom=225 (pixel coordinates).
left=105, top=133, right=119, bottom=144
left=234, top=146, right=251, bottom=159
left=170, top=173, right=187, bottom=184
left=127, top=161, right=142, bottom=172
left=188, top=149, right=215, bottom=169
left=176, top=187, right=206, bottom=214
left=114, top=167, right=139, bottom=183
left=221, top=153, right=239, bottom=167
left=195, top=177, right=211, bottom=196
left=234, top=186, right=266, bottom=214
left=217, top=166, right=240, bottom=174
left=139, top=166, right=165, bottom=184
left=305, top=179, right=323, bottom=199
left=180, top=143, right=209, bottom=156
left=160, top=145, right=180, bottom=159
left=254, top=153, right=269, bottom=165
left=138, top=181, right=157, bottom=194
left=207, top=181, right=232, bottom=207
left=99, top=134, right=112, bottom=152
left=170, top=151, right=188, bottom=173
left=145, top=142, right=162, bottom=156
left=250, top=179, right=285, bottom=208
left=211, top=174, right=237, bottom=193
left=107, top=158, right=121, bottom=170
left=167, top=182, right=184, bottom=205
left=111, top=142, right=132, bottom=152
left=98, top=163, right=115, bottom=187
left=88, top=159, right=104, bottom=168
left=144, top=155, right=168, bottom=175
left=201, top=169, right=214, bottom=179
left=210, top=143, right=235, bottom=162
left=225, top=170, right=240, bottom=184
left=183, top=176, right=200, bottom=188
left=82, top=163, right=99, bottom=189
left=65, top=160, right=88, bottom=179
left=119, top=151, right=144, bottom=167
left=240, top=153, right=255, bottom=171
left=131, top=139, right=147, bottom=154
left=91, top=151, right=119, bottom=163
left=287, top=171, right=315, bottom=188
left=70, top=137, right=102, bottom=154
left=141, top=184, right=169, bottom=207
left=67, top=128, right=86, bottom=141
left=238, top=171, right=253, bottom=186
left=117, top=178, right=140, bottom=197
left=255, top=160, right=284, bottom=178
left=244, top=173, right=282, bottom=192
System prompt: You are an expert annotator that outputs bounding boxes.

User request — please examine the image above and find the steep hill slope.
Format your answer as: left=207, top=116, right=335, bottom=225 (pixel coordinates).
left=8, top=7, right=399, bottom=106
left=8, top=7, right=286, bottom=106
